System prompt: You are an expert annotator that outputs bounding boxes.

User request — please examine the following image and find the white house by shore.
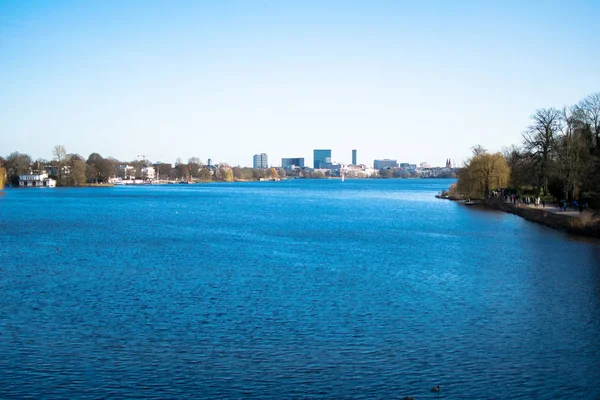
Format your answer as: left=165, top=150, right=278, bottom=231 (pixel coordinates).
left=19, top=173, right=56, bottom=187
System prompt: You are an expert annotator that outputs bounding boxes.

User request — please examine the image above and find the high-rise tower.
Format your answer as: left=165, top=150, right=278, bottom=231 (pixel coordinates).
left=253, top=153, right=268, bottom=169
left=313, top=149, right=332, bottom=169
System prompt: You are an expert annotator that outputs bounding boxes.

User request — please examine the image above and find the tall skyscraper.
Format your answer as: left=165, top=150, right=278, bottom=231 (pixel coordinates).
left=313, top=149, right=331, bottom=169
left=253, top=153, right=268, bottom=169
left=352, top=150, right=357, bottom=165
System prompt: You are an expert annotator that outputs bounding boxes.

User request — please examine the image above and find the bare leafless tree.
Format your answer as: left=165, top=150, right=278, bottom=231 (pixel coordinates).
left=577, top=92, right=600, bottom=149
left=502, top=144, right=534, bottom=190
left=554, top=106, right=590, bottom=200
left=52, top=145, right=67, bottom=186
left=470, top=145, right=487, bottom=158
left=522, top=108, right=561, bottom=195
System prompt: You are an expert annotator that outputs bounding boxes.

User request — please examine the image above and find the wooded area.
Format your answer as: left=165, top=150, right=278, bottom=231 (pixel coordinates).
left=454, top=92, right=600, bottom=206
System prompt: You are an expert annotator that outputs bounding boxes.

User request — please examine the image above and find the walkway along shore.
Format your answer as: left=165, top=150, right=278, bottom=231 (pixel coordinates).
left=480, top=197, right=600, bottom=238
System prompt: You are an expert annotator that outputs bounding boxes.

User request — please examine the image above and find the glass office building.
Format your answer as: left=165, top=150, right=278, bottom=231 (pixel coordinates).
left=313, top=149, right=332, bottom=169
left=253, top=153, right=268, bottom=169
left=282, top=158, right=305, bottom=169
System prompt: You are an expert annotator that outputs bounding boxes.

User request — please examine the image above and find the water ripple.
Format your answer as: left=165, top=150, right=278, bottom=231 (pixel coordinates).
left=1, top=180, right=599, bottom=399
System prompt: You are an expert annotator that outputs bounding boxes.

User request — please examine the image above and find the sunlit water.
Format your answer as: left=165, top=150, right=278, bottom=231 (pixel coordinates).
left=1, top=179, right=599, bottom=399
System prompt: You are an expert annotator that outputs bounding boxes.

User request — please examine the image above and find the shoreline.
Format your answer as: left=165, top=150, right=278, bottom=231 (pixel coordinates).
left=458, top=197, right=600, bottom=239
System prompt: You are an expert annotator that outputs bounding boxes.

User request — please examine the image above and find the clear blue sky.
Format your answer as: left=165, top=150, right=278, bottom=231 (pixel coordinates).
left=1, top=0, right=599, bottom=168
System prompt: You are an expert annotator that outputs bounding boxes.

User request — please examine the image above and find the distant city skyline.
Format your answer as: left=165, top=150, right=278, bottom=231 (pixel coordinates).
left=1, top=1, right=599, bottom=167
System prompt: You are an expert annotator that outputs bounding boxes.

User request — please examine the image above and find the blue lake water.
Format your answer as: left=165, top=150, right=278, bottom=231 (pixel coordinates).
left=1, top=179, right=599, bottom=399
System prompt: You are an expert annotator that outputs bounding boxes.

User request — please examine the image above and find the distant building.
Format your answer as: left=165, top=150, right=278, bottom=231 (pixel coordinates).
left=319, top=159, right=333, bottom=169
left=253, top=153, right=268, bottom=169
left=141, top=166, right=155, bottom=180
left=282, top=158, right=305, bottom=169
left=313, top=149, right=332, bottom=169
left=352, top=149, right=357, bottom=165
left=420, top=162, right=431, bottom=169
left=207, top=158, right=213, bottom=167
left=374, top=159, right=398, bottom=169
left=19, top=173, right=56, bottom=187
left=398, top=163, right=417, bottom=171
left=117, top=164, right=135, bottom=179
left=45, top=165, right=70, bottom=177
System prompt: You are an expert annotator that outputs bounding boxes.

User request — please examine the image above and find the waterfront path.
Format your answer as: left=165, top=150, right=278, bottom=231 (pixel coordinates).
left=484, top=198, right=599, bottom=237
left=519, top=203, right=596, bottom=218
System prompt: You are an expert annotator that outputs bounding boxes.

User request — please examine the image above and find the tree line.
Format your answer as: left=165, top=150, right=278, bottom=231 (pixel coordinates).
left=0, top=146, right=293, bottom=186
left=453, top=92, right=600, bottom=206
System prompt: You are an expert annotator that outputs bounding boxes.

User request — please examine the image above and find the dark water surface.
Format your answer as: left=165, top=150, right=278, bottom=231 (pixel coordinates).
left=1, top=179, right=599, bottom=399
